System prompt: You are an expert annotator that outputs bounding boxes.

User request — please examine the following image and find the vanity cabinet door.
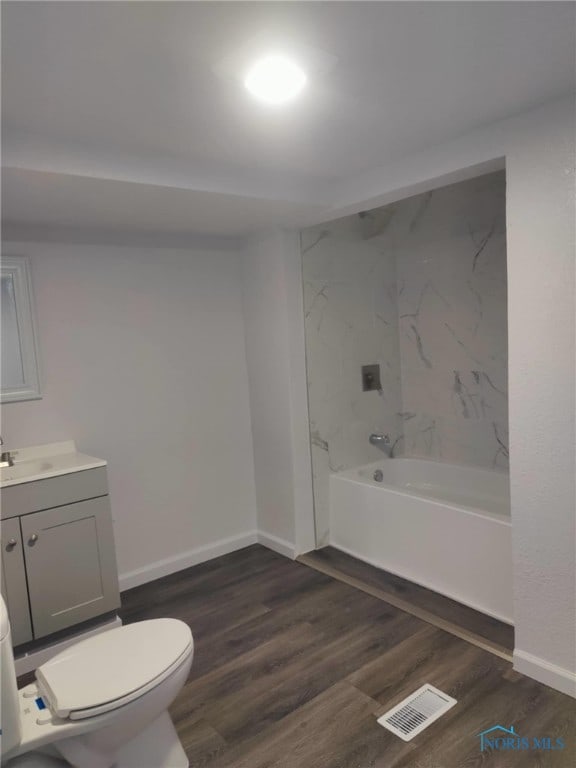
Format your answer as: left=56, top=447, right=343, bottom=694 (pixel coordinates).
left=1, top=517, right=33, bottom=646
left=20, top=497, right=120, bottom=639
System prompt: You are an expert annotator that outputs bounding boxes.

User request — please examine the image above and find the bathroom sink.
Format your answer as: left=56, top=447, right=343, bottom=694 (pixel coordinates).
left=0, top=441, right=106, bottom=487
left=0, top=459, right=55, bottom=483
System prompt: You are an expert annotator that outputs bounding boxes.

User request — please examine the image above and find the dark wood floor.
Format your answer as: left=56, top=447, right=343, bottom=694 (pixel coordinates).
left=301, top=546, right=515, bottom=653
left=118, top=545, right=575, bottom=767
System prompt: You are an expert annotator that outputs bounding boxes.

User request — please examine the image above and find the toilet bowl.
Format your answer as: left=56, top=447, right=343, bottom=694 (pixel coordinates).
left=1, top=597, right=193, bottom=768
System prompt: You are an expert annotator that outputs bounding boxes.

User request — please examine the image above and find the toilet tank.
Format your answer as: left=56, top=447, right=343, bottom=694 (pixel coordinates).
left=1, top=596, right=22, bottom=760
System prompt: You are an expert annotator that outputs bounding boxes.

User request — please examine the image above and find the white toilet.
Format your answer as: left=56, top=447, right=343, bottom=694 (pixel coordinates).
left=1, top=597, right=193, bottom=768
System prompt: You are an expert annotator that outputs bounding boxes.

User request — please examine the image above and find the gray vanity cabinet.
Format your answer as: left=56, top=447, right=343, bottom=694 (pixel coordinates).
left=1, top=468, right=120, bottom=645
left=1, top=517, right=34, bottom=646
left=19, top=497, right=119, bottom=639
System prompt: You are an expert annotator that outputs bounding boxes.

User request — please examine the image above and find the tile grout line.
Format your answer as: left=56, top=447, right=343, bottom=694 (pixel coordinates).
left=297, top=553, right=513, bottom=663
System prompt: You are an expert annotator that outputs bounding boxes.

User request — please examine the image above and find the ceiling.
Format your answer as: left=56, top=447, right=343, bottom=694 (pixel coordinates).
left=1, top=167, right=324, bottom=242
left=2, top=1, right=575, bottom=240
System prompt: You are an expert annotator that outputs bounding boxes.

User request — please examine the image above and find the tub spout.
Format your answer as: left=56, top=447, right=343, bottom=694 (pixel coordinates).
left=369, top=433, right=393, bottom=457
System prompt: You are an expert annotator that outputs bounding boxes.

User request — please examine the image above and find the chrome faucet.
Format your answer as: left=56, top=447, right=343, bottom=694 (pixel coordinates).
left=369, top=433, right=393, bottom=458
left=0, top=436, right=15, bottom=468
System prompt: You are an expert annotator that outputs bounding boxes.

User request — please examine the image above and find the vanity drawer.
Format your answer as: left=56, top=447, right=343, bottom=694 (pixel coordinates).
left=1, top=467, right=108, bottom=519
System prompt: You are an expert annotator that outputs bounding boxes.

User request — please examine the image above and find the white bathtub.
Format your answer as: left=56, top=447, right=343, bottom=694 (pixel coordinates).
left=329, top=458, right=513, bottom=624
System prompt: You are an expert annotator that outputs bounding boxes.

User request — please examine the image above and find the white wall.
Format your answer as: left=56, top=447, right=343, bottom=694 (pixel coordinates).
left=505, top=103, right=576, bottom=696
left=0, top=241, right=258, bottom=587
left=241, top=231, right=315, bottom=557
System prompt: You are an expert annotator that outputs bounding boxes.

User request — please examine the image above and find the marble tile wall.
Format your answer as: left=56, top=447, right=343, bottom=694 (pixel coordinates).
left=301, top=171, right=508, bottom=544
left=394, top=172, right=508, bottom=469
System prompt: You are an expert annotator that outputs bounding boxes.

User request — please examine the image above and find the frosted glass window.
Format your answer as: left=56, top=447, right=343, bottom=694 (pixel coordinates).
left=2, top=274, right=26, bottom=389
left=1, top=257, right=41, bottom=402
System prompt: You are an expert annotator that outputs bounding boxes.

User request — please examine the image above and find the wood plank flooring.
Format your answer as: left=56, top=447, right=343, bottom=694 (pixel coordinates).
left=117, top=545, right=575, bottom=767
left=299, top=546, right=515, bottom=654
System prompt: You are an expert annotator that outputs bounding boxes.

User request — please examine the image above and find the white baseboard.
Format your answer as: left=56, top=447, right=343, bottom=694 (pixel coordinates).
left=257, top=531, right=296, bottom=559
left=119, top=529, right=297, bottom=592
left=514, top=649, right=576, bottom=698
left=119, top=531, right=258, bottom=591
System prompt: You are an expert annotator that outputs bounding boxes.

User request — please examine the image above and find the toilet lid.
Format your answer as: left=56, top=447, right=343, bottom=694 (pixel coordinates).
left=36, top=619, right=193, bottom=719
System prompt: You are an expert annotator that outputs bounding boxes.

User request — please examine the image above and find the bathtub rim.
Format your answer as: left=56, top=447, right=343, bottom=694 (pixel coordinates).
left=331, top=459, right=511, bottom=523
left=339, top=455, right=510, bottom=477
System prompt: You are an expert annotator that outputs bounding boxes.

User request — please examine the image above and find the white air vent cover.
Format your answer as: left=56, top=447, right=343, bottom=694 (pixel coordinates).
left=377, top=684, right=457, bottom=741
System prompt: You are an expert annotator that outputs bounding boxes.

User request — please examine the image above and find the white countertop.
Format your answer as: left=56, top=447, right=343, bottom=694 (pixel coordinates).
left=0, top=441, right=106, bottom=488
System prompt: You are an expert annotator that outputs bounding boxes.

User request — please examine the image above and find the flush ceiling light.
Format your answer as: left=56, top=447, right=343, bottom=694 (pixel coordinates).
left=244, top=56, right=307, bottom=104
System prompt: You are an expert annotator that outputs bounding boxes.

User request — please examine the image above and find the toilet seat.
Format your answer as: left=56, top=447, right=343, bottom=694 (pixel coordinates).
left=36, top=619, right=193, bottom=721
